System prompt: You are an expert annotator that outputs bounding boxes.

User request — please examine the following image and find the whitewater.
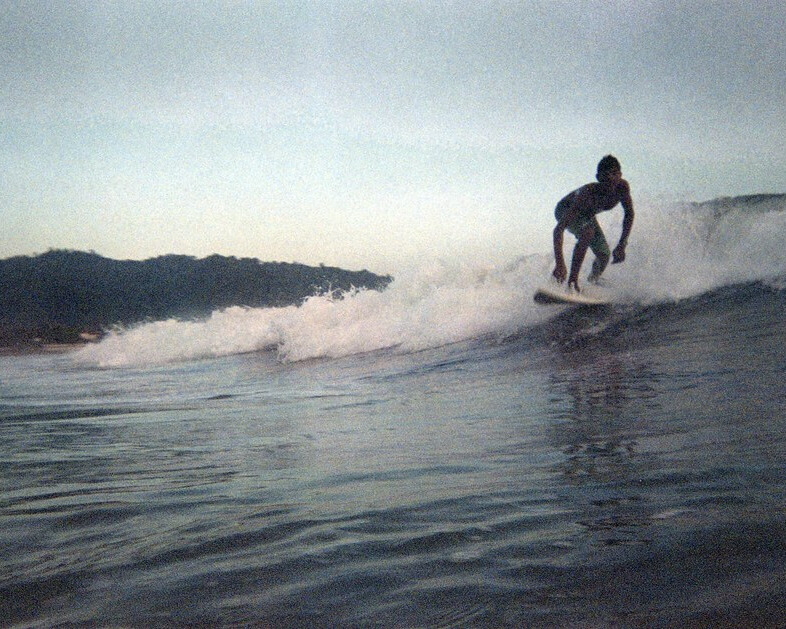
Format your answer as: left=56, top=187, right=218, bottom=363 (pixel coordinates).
left=2, top=195, right=785, bottom=626
left=75, top=196, right=786, bottom=368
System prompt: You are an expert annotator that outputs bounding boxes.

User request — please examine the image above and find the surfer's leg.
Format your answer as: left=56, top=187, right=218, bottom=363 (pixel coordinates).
left=587, top=220, right=610, bottom=283
left=568, top=224, right=595, bottom=290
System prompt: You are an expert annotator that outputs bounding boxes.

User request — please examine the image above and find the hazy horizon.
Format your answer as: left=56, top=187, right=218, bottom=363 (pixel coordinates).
left=2, top=1, right=784, bottom=274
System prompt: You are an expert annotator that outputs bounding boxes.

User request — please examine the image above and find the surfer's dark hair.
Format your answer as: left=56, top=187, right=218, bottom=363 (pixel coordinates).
left=596, top=155, right=621, bottom=176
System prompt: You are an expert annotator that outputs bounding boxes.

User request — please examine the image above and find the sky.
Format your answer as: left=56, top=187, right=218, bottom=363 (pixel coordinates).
left=1, top=1, right=784, bottom=274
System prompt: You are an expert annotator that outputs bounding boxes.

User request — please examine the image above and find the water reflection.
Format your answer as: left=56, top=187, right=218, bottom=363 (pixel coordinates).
left=547, top=350, right=662, bottom=548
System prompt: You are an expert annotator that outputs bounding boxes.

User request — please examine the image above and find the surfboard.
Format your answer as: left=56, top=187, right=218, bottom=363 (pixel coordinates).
left=533, top=285, right=610, bottom=306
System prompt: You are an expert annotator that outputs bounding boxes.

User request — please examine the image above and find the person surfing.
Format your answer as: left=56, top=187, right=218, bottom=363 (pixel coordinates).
left=552, top=155, right=634, bottom=293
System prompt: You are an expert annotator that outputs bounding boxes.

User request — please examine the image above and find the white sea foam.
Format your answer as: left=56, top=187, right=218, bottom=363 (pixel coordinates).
left=74, top=196, right=786, bottom=367
left=618, top=195, right=786, bottom=302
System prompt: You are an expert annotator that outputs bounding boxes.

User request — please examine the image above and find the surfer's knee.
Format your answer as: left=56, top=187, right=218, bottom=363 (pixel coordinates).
left=595, top=251, right=609, bottom=268
left=590, top=236, right=610, bottom=269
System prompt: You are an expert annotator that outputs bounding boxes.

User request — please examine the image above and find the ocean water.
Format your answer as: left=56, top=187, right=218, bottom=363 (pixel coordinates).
left=2, top=197, right=786, bottom=627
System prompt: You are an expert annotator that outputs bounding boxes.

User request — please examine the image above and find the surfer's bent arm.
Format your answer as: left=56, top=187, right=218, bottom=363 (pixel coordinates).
left=613, top=182, right=634, bottom=263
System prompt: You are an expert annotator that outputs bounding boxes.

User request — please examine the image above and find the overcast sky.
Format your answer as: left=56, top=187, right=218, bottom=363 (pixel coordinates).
left=2, top=1, right=784, bottom=273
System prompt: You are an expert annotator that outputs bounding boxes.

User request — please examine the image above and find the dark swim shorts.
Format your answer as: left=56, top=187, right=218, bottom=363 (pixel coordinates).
left=554, top=196, right=611, bottom=259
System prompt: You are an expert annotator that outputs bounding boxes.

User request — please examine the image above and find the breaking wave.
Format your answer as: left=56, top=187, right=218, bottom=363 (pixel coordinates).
left=75, top=195, right=786, bottom=367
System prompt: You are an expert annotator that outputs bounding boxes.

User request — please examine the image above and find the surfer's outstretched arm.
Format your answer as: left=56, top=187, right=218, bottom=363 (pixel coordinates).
left=612, top=182, right=634, bottom=263
left=552, top=223, right=568, bottom=283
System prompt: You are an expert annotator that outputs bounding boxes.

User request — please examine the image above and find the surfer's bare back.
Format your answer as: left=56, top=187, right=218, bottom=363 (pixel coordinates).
left=552, top=155, right=634, bottom=292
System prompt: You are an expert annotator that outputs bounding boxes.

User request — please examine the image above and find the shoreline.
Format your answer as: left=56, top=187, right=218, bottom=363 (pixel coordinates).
left=0, top=342, right=89, bottom=356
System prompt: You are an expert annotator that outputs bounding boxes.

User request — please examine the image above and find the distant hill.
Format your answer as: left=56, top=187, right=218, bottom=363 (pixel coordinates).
left=691, top=193, right=786, bottom=213
left=0, top=250, right=393, bottom=346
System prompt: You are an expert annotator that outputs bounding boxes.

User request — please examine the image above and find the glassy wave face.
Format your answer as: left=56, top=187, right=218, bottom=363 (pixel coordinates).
left=2, top=195, right=785, bottom=626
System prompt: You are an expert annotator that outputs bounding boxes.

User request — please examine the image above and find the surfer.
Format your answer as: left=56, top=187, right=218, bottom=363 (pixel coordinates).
left=552, top=155, right=634, bottom=292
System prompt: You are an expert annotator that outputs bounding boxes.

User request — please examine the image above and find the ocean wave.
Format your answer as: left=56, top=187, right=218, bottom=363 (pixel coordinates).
left=74, top=195, right=786, bottom=368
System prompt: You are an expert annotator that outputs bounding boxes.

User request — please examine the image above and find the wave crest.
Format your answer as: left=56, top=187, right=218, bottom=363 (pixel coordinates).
left=75, top=196, right=786, bottom=367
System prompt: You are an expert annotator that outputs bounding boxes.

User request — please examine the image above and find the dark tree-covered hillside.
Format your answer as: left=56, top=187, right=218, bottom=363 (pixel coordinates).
left=0, top=250, right=392, bottom=345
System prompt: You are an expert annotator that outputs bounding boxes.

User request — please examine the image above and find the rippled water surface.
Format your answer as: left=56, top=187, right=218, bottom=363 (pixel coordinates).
left=2, top=285, right=786, bottom=627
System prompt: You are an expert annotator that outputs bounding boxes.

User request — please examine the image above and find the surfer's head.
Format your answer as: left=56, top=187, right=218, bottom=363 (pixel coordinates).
left=596, top=155, right=621, bottom=182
